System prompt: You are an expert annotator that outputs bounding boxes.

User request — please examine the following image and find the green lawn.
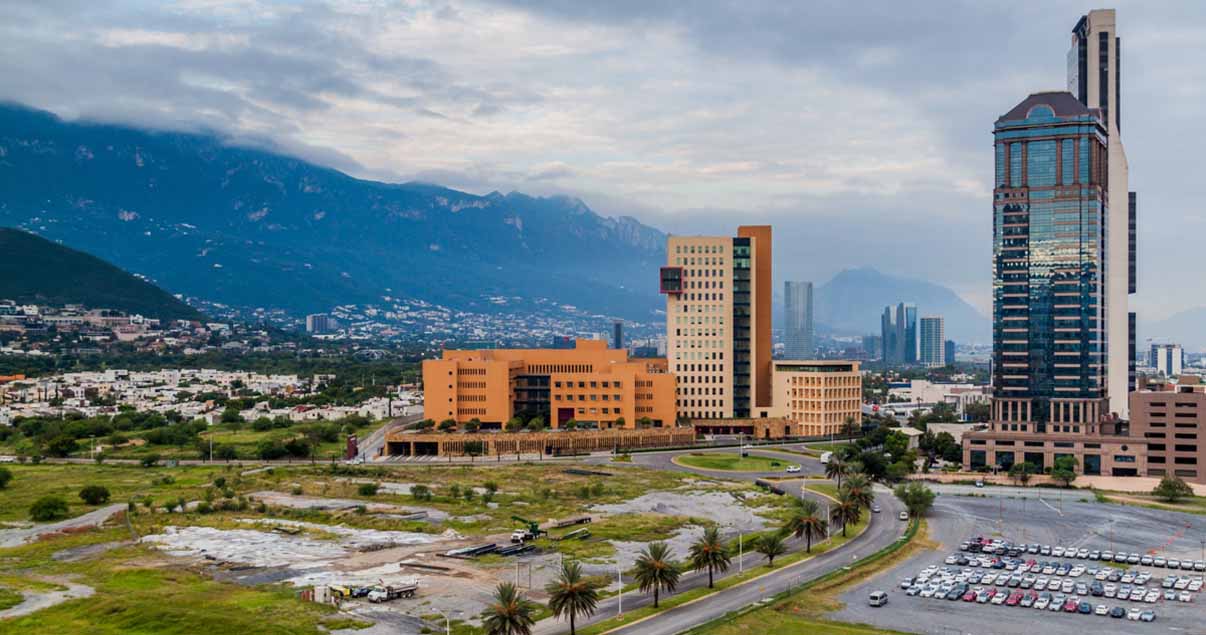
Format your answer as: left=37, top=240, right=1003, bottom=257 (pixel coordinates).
left=675, top=453, right=796, bottom=472
left=806, top=442, right=854, bottom=454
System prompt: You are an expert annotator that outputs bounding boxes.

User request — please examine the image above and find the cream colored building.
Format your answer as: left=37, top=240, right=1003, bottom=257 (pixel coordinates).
left=660, top=226, right=772, bottom=420
left=769, top=360, right=862, bottom=437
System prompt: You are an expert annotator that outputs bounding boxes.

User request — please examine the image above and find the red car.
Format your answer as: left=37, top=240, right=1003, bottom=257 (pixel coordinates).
left=962, top=590, right=977, bottom=602
left=1006, top=591, right=1023, bottom=606
left=1063, top=598, right=1079, bottom=612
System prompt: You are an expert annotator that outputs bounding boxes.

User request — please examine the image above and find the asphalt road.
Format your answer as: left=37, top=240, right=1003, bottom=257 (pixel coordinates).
left=534, top=442, right=908, bottom=635
left=832, top=494, right=1206, bottom=635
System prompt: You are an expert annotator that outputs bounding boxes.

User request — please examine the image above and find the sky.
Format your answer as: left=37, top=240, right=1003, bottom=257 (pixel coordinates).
left=1, top=0, right=1202, bottom=322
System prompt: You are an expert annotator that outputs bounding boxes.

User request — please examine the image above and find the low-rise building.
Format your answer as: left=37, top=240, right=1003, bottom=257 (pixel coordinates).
left=767, top=360, right=862, bottom=437
left=1130, top=376, right=1206, bottom=483
left=422, top=339, right=677, bottom=429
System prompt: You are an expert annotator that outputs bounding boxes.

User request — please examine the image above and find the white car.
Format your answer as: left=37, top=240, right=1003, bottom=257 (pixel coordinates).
left=1053, top=547, right=1066, bottom=558
left=786, top=465, right=801, bottom=473
left=991, top=592, right=1008, bottom=605
left=1127, top=607, right=1143, bottom=621
left=1179, top=591, right=1193, bottom=602
left=1034, top=596, right=1050, bottom=610
left=1175, top=578, right=1191, bottom=590
left=1094, top=604, right=1108, bottom=615
left=1144, top=591, right=1160, bottom=603
left=898, top=511, right=909, bottom=521
left=1189, top=579, right=1203, bottom=592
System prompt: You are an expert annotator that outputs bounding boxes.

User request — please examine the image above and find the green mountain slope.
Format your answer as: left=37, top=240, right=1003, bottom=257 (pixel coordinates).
left=0, top=228, right=203, bottom=321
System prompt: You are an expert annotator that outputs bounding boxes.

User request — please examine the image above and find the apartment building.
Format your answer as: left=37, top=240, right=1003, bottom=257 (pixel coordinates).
left=422, top=339, right=676, bottom=429
left=1130, top=376, right=1206, bottom=483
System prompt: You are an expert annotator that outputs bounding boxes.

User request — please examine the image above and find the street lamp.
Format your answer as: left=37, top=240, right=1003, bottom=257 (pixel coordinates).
left=432, top=608, right=460, bottom=635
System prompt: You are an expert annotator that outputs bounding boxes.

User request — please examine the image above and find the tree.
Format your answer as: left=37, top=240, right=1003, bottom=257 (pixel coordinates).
left=216, top=444, right=239, bottom=461
left=563, top=419, right=578, bottom=431
left=842, top=473, right=875, bottom=509
left=411, top=484, right=432, bottom=501
left=483, top=582, right=538, bottom=635
left=633, top=542, right=681, bottom=608
left=140, top=454, right=161, bottom=468
left=754, top=532, right=787, bottom=567
left=1051, top=456, right=1078, bottom=488
left=841, top=417, right=859, bottom=439
left=784, top=498, right=828, bottom=553
left=30, top=496, right=69, bottom=521
left=358, top=483, right=380, bottom=496
left=438, top=419, right=457, bottom=433
left=527, top=417, right=546, bottom=432
left=1152, top=475, right=1194, bottom=503
left=417, top=418, right=435, bottom=432
left=79, top=485, right=111, bottom=505
left=831, top=490, right=863, bottom=537
left=544, top=561, right=600, bottom=635
left=964, top=401, right=991, bottom=423
left=0, top=466, right=11, bottom=489
left=824, top=456, right=848, bottom=489
left=1008, top=461, right=1036, bottom=486
left=44, top=434, right=78, bottom=458
left=464, top=418, right=481, bottom=433
left=505, top=417, right=524, bottom=432
left=893, top=482, right=936, bottom=517
left=688, top=526, right=731, bottom=588
left=613, top=416, right=626, bottom=429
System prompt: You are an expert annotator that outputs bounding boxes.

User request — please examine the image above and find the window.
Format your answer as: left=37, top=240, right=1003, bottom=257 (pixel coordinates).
left=1114, top=455, right=1136, bottom=463
left=1010, top=142, right=1023, bottom=187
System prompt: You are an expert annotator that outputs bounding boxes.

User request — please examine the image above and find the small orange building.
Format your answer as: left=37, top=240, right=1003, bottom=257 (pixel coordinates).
left=423, top=339, right=677, bottom=429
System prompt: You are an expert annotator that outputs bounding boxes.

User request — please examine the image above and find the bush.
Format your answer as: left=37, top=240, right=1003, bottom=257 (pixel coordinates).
left=196, top=501, right=214, bottom=514
left=30, top=496, right=69, bottom=521
left=140, top=454, right=161, bottom=468
left=1152, top=475, right=1194, bottom=503
left=0, top=466, right=11, bottom=489
left=79, top=485, right=111, bottom=505
left=358, top=483, right=380, bottom=496
left=411, top=484, right=432, bottom=501
left=214, top=476, right=227, bottom=489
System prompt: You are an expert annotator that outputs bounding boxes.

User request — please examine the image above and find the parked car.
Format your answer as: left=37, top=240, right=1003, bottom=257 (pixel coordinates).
left=898, top=511, right=909, bottom=521
left=1139, top=610, right=1156, bottom=622
left=871, top=504, right=881, bottom=513
left=1109, top=606, right=1125, bottom=619
left=1127, top=607, right=1143, bottom=621
left=1179, top=590, right=1192, bottom=602
left=1094, top=604, right=1108, bottom=616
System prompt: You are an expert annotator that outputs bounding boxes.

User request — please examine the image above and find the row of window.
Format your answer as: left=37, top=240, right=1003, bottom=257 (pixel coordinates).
left=554, top=380, right=622, bottom=389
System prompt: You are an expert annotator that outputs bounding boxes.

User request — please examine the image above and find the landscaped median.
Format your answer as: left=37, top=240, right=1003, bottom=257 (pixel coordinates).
left=569, top=514, right=872, bottom=635
left=683, top=517, right=929, bottom=635
left=672, top=452, right=798, bottom=473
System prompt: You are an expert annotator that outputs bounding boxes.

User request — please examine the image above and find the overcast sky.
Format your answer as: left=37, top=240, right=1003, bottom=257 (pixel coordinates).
left=2, top=1, right=1202, bottom=321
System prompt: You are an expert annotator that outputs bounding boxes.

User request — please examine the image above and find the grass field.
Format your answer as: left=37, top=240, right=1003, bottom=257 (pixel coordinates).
left=806, top=442, right=854, bottom=454
left=0, top=463, right=221, bottom=522
left=674, top=453, right=795, bottom=472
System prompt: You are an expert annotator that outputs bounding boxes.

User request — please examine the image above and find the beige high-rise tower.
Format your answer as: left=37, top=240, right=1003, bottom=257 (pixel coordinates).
left=659, top=225, right=772, bottom=419
left=1069, top=8, right=1135, bottom=418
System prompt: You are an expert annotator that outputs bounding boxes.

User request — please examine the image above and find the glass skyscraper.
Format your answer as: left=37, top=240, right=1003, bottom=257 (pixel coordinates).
left=991, top=91, right=1109, bottom=433
left=919, top=316, right=945, bottom=368
left=783, top=281, right=814, bottom=359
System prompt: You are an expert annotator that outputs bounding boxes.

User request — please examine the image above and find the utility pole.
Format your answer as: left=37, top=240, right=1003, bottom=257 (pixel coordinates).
left=617, top=563, right=623, bottom=615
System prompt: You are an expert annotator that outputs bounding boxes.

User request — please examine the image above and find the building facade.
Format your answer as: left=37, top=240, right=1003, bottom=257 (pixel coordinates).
left=919, top=316, right=945, bottom=368
left=769, top=360, right=862, bottom=437
left=1150, top=343, right=1183, bottom=378
left=660, top=226, right=773, bottom=419
left=422, top=339, right=676, bottom=429
left=944, top=340, right=957, bottom=366
left=783, top=281, right=814, bottom=359
left=1070, top=8, right=1136, bottom=418
left=1130, top=377, right=1206, bottom=483
left=305, top=314, right=337, bottom=334
left=880, top=303, right=916, bottom=365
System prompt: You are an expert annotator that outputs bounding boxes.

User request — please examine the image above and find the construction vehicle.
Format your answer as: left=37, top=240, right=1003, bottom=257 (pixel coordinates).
left=367, top=584, right=418, bottom=603
left=510, top=516, right=547, bottom=543
left=328, top=585, right=353, bottom=599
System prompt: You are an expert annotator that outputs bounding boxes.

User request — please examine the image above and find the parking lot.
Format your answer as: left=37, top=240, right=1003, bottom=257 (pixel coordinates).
left=833, top=494, right=1206, bottom=634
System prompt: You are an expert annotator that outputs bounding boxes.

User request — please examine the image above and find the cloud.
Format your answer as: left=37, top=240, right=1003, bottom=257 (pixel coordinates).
left=0, top=0, right=1200, bottom=324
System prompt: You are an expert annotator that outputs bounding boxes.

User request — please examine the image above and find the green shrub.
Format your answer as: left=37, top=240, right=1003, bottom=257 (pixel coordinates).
left=79, top=485, right=111, bottom=505
left=0, top=466, right=12, bottom=489
left=30, top=496, right=69, bottom=521
left=358, top=483, right=380, bottom=496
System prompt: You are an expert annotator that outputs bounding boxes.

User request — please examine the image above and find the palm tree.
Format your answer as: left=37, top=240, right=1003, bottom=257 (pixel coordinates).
left=483, top=582, right=538, bottom=635
left=633, top=542, right=681, bottom=608
left=754, top=532, right=787, bottom=567
left=824, top=456, right=848, bottom=489
left=545, top=561, right=600, bottom=635
left=688, top=526, right=732, bottom=588
left=831, top=490, right=863, bottom=538
left=842, top=473, right=875, bottom=509
left=783, top=498, right=828, bottom=553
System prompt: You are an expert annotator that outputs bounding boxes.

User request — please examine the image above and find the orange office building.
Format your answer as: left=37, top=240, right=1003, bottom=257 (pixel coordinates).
left=422, top=339, right=677, bottom=429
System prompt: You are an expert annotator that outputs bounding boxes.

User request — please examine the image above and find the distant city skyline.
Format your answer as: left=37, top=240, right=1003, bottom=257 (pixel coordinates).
left=2, top=2, right=1203, bottom=322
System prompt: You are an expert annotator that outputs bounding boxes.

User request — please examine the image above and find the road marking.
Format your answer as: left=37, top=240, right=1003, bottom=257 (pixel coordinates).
left=1038, top=498, right=1063, bottom=517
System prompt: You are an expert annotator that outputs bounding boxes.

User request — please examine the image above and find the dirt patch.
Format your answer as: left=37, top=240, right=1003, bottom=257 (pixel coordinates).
left=249, top=491, right=449, bottom=521
left=590, top=490, right=773, bottom=533
left=51, top=540, right=130, bottom=563
left=0, top=577, right=93, bottom=620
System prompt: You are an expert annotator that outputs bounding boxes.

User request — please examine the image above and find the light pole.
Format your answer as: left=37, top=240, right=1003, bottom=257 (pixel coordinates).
left=617, top=563, right=623, bottom=615
left=432, top=608, right=460, bottom=635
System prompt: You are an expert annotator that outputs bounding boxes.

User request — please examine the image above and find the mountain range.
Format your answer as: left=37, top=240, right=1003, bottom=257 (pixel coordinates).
left=814, top=267, right=989, bottom=343
left=0, top=102, right=993, bottom=341
left=0, top=103, right=665, bottom=321
left=0, top=228, right=202, bottom=321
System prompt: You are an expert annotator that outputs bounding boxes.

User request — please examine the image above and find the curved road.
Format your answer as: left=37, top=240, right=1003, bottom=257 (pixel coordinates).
left=535, top=444, right=908, bottom=635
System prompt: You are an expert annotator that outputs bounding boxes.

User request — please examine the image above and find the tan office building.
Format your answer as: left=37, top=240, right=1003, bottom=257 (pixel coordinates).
left=660, top=225, right=772, bottom=419
left=1130, top=376, right=1206, bottom=483
left=422, top=339, right=676, bottom=429
left=770, top=360, right=863, bottom=437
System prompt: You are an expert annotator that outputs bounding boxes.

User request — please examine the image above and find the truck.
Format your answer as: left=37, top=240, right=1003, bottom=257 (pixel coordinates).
left=367, top=584, right=418, bottom=603
left=510, top=516, right=547, bottom=543
left=820, top=451, right=832, bottom=465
